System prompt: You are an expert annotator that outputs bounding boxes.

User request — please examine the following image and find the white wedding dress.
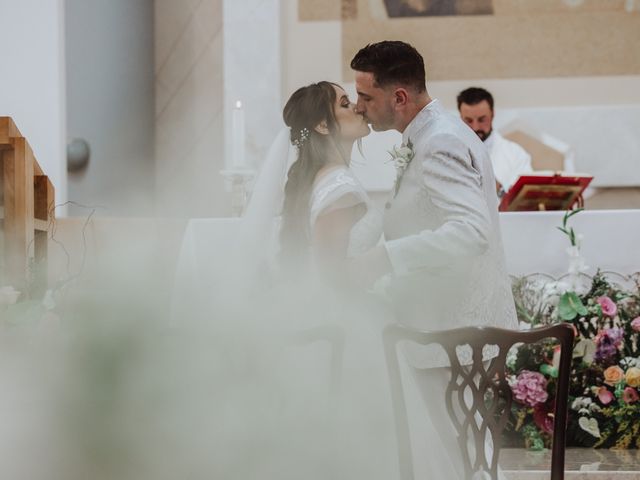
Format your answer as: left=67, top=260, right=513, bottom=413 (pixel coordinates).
left=309, top=166, right=383, bottom=259
left=305, top=165, right=463, bottom=480
left=307, top=166, right=396, bottom=478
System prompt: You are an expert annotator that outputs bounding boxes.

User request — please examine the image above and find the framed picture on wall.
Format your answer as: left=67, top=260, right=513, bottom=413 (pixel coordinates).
left=382, top=0, right=493, bottom=17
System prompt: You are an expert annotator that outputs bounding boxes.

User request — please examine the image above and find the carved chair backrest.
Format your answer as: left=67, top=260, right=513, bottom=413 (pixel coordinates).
left=384, top=323, right=574, bottom=480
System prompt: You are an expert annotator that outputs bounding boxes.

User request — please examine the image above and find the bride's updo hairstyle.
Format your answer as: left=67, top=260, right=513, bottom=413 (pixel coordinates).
left=280, top=81, right=342, bottom=261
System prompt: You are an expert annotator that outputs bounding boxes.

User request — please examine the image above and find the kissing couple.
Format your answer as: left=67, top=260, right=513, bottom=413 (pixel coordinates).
left=243, top=40, right=517, bottom=479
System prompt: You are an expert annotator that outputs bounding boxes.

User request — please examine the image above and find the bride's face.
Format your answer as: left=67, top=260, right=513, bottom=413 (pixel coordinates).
left=332, top=85, right=370, bottom=141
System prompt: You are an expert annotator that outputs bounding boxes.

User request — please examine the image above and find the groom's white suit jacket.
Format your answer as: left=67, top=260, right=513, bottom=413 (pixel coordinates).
left=383, top=100, right=517, bottom=365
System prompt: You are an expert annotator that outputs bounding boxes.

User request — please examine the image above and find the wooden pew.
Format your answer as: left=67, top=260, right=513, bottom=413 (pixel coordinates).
left=0, top=117, right=55, bottom=290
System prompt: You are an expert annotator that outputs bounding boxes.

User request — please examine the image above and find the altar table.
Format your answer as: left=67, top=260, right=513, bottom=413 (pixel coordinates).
left=173, top=210, right=640, bottom=295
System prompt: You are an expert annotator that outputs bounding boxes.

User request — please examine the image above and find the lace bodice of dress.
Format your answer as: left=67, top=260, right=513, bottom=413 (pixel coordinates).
left=309, top=166, right=383, bottom=258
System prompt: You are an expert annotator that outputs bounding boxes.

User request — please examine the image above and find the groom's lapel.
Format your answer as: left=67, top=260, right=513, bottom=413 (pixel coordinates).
left=392, top=140, right=411, bottom=199
left=386, top=101, right=443, bottom=209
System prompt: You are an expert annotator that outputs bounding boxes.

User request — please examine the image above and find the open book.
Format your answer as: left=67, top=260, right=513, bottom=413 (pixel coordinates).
left=499, top=171, right=593, bottom=212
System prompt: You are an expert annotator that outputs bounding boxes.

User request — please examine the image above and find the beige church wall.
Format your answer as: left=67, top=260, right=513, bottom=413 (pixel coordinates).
left=340, top=0, right=640, bottom=81
left=155, top=0, right=283, bottom=218
left=154, top=0, right=230, bottom=217
left=283, top=0, right=344, bottom=95
left=297, top=0, right=640, bottom=81
left=285, top=0, right=640, bottom=192
left=290, top=0, right=640, bottom=104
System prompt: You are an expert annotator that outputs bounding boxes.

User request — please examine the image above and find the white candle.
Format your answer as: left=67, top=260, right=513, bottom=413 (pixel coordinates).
left=232, top=100, right=246, bottom=169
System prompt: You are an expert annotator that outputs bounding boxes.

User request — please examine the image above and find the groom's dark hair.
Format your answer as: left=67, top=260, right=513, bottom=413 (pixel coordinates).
left=350, top=41, right=426, bottom=93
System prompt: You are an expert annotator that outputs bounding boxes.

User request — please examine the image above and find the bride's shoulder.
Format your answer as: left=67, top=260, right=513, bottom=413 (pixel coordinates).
left=313, top=164, right=353, bottom=186
left=312, top=165, right=364, bottom=197
left=310, top=165, right=365, bottom=212
left=312, top=165, right=361, bottom=197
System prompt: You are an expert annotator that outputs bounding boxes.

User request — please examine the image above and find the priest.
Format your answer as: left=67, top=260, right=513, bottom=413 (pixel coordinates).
left=457, top=87, right=533, bottom=196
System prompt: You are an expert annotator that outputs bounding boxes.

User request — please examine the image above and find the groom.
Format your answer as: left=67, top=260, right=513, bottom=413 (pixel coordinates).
left=351, top=40, right=516, bottom=337
left=350, top=40, right=517, bottom=476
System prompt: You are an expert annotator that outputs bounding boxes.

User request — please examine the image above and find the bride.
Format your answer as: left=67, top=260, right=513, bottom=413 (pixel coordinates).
left=241, top=81, right=463, bottom=479
left=279, top=81, right=379, bottom=278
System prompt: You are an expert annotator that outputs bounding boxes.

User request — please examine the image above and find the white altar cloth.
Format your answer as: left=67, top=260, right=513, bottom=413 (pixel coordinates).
left=499, top=209, right=640, bottom=277
left=170, top=218, right=242, bottom=322
left=172, top=210, right=640, bottom=301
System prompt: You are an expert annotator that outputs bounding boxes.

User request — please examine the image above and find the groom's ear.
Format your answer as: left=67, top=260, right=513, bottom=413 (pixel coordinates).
left=314, top=120, right=330, bottom=135
left=393, top=88, right=409, bottom=107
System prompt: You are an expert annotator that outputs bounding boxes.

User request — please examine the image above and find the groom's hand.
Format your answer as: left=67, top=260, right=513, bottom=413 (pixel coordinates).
left=348, top=245, right=393, bottom=288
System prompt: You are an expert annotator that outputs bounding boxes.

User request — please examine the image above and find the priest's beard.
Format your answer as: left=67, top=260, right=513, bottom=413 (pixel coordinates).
left=476, top=128, right=492, bottom=142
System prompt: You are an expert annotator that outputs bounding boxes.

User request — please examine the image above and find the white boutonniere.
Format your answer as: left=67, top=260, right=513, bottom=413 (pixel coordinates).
left=388, top=139, right=415, bottom=197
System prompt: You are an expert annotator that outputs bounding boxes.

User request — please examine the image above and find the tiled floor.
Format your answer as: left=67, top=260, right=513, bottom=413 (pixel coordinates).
left=501, top=448, right=640, bottom=479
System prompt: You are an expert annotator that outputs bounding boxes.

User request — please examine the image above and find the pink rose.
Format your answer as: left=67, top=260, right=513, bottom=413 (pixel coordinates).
left=597, top=296, right=617, bottom=317
left=622, top=387, right=639, bottom=404
left=631, top=317, right=640, bottom=333
left=597, top=386, right=614, bottom=405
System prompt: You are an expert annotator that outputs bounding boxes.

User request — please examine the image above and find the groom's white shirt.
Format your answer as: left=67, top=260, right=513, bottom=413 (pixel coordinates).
left=383, top=99, right=517, bottom=365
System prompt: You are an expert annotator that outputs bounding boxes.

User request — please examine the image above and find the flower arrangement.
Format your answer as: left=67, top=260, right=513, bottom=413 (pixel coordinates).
left=506, top=210, right=640, bottom=449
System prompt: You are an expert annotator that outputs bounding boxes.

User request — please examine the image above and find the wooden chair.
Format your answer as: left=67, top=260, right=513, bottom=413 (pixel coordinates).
left=0, top=117, right=55, bottom=289
left=383, top=323, right=574, bottom=480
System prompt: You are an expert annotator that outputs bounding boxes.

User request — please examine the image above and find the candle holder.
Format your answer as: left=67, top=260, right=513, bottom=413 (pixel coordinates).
left=221, top=168, right=256, bottom=217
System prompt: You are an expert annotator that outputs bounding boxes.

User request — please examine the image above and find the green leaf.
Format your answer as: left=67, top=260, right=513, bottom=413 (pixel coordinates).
left=558, top=292, right=587, bottom=320
left=576, top=303, right=588, bottom=316
left=558, top=292, right=577, bottom=320
left=540, top=364, right=558, bottom=378
left=566, top=207, right=584, bottom=219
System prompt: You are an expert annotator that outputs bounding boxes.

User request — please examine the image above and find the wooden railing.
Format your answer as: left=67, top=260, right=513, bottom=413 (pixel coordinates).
left=0, top=117, right=55, bottom=290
